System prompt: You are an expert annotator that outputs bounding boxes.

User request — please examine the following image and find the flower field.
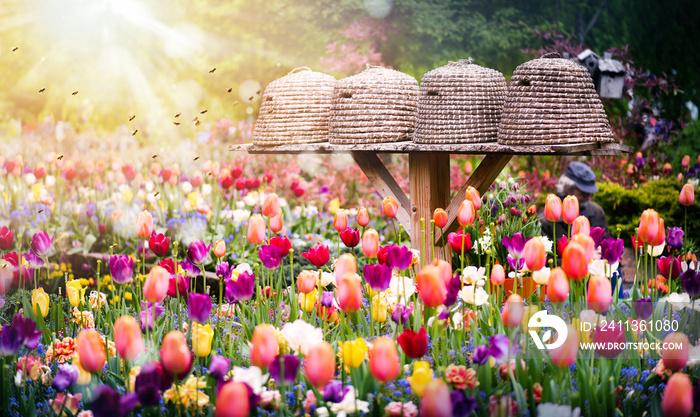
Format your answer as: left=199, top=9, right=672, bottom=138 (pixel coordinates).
left=0, top=151, right=698, bottom=417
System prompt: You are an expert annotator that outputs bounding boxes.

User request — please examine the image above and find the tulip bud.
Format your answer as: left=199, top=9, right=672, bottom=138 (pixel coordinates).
left=333, top=209, right=348, bottom=232
left=262, top=193, right=280, bottom=218
left=31, top=287, right=50, bottom=318
left=546, top=267, right=569, bottom=302
left=570, top=233, right=595, bottom=265
left=457, top=199, right=475, bottom=226
left=297, top=270, right=318, bottom=294
left=638, top=209, right=665, bottom=246
left=682, top=154, right=690, bottom=169
left=250, top=324, right=279, bottom=369
left=216, top=382, right=251, bottom=417
left=661, top=373, right=693, bottom=417
left=334, top=253, right=357, bottom=282
left=562, top=195, right=579, bottom=224
left=143, top=266, right=170, bottom=303
left=114, top=315, right=143, bottom=361
left=362, top=228, right=379, bottom=258
left=680, top=183, right=695, bottom=206
left=135, top=211, right=154, bottom=239
left=662, top=332, right=689, bottom=372
left=465, top=186, right=482, bottom=210
left=270, top=211, right=284, bottom=233
left=337, top=272, right=363, bottom=313
left=587, top=275, right=612, bottom=313
left=76, top=329, right=107, bottom=373
left=431, top=258, right=453, bottom=286
left=357, top=206, right=370, bottom=227
left=305, top=341, right=335, bottom=388
left=382, top=196, right=399, bottom=218
left=247, top=214, right=266, bottom=245
left=523, top=237, right=546, bottom=272
left=549, top=324, right=578, bottom=367
left=491, top=263, right=505, bottom=285
left=433, top=208, right=448, bottom=229
left=213, top=240, right=227, bottom=258
left=369, top=337, right=400, bottom=383
left=417, top=265, right=447, bottom=307
left=571, top=216, right=591, bottom=236
left=502, top=294, right=524, bottom=328
left=544, top=194, right=562, bottom=222
left=562, top=242, right=589, bottom=281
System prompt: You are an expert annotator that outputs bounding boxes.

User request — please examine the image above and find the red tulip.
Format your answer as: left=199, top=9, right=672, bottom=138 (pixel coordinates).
left=216, top=382, right=251, bottom=417
left=337, top=272, right=363, bottom=313
left=661, top=373, right=693, bottom=417
left=562, top=195, right=579, bottom=224
left=0, top=226, right=13, bottom=250
left=523, top=237, right=546, bottom=271
left=546, top=267, right=569, bottom=302
left=262, top=193, right=279, bottom=218
left=447, top=231, right=472, bottom=254
left=457, top=199, right=475, bottom=226
left=382, top=196, right=399, bottom=218
left=544, top=194, right=562, bottom=222
left=397, top=327, right=427, bottom=359
left=680, top=183, right=695, bottom=206
left=247, top=214, right=266, bottom=245
left=369, top=337, right=400, bottom=383
left=587, top=275, right=612, bottom=313
left=250, top=324, right=279, bottom=369
left=340, top=227, right=360, bottom=248
left=571, top=216, right=590, bottom=236
left=417, top=264, right=447, bottom=307
left=357, top=206, right=370, bottom=227
left=149, top=233, right=169, bottom=257
left=433, top=208, right=448, bottom=229
left=562, top=242, right=589, bottom=281
left=76, top=329, right=106, bottom=373
left=420, top=380, right=453, bottom=417
left=305, top=341, right=335, bottom=388
left=662, top=333, right=690, bottom=372
left=114, top=315, right=143, bottom=361
left=362, top=228, right=379, bottom=258
left=302, top=242, right=330, bottom=267
left=333, top=209, right=348, bottom=233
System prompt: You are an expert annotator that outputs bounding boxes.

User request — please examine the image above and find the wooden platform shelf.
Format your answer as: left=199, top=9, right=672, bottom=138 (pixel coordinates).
left=230, top=141, right=632, bottom=259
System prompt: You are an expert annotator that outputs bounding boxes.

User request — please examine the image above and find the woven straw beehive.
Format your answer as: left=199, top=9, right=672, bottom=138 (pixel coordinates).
left=497, top=52, right=614, bottom=146
left=329, top=64, right=419, bottom=144
left=414, top=58, right=507, bottom=144
left=252, top=67, right=336, bottom=146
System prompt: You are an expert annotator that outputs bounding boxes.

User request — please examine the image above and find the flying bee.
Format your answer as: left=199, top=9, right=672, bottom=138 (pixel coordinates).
left=193, top=156, right=200, bottom=161
left=132, top=129, right=138, bottom=136
left=57, top=154, right=64, bottom=160
left=154, top=192, right=159, bottom=197
left=227, top=88, right=233, bottom=93
left=174, top=113, right=181, bottom=118
left=72, top=91, right=78, bottom=95
left=200, top=109, right=207, bottom=114
left=256, top=89, right=261, bottom=95
left=173, top=122, right=180, bottom=125
left=192, top=116, right=199, bottom=122
left=129, top=115, right=136, bottom=121
left=195, top=120, right=201, bottom=126
left=38, top=209, right=44, bottom=214
left=248, top=96, right=254, bottom=101
left=209, top=68, right=216, bottom=73
left=39, top=88, right=45, bottom=93
left=152, top=154, right=158, bottom=159
left=12, top=46, right=18, bottom=51
left=232, top=101, right=239, bottom=107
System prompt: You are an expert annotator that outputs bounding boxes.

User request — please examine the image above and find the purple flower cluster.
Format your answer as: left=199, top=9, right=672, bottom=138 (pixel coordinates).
left=0, top=314, right=42, bottom=357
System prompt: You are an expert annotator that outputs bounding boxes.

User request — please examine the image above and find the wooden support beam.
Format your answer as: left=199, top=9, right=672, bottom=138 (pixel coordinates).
left=351, top=152, right=411, bottom=232
left=409, top=153, right=450, bottom=264
left=435, top=154, right=513, bottom=244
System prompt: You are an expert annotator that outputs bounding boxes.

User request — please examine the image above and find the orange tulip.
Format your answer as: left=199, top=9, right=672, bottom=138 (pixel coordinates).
left=135, top=210, right=154, bottom=239
left=682, top=154, right=691, bottom=169
left=544, top=194, right=562, bottom=222
left=369, top=337, right=400, bottom=383
left=433, top=208, right=448, bottom=229
left=113, top=315, right=143, bottom=361
left=213, top=239, right=227, bottom=258
left=160, top=331, right=192, bottom=377
left=562, top=242, right=589, bottom=281
left=523, top=237, right=546, bottom=271
left=305, top=341, right=335, bottom=388
left=420, top=379, right=453, bottom=417
left=247, top=214, right=266, bottom=245
left=357, top=206, right=370, bottom=227
left=269, top=211, right=284, bottom=233
left=570, top=233, right=595, bottom=264
left=334, top=253, right=357, bottom=282
left=457, top=199, right=475, bottom=226
left=562, top=195, right=579, bottom=224
left=250, top=324, right=279, bottom=369
left=262, top=193, right=280, bottom=218
left=465, top=186, right=482, bottom=210
left=382, top=196, right=399, bottom=218
left=431, top=258, right=453, bottom=286
left=587, top=275, right=612, bottom=313
left=333, top=209, right=348, bottom=232
left=501, top=294, right=524, bottom=328
left=662, top=333, right=689, bottom=372
left=661, top=373, right=693, bottom=417
left=216, top=382, right=251, bottom=417
left=491, top=263, right=505, bottom=285
left=417, top=265, right=447, bottom=307
left=297, top=270, right=318, bottom=294
left=143, top=265, right=170, bottom=303
left=76, top=329, right=106, bottom=373
left=549, top=324, right=578, bottom=368
left=337, top=272, right=363, bottom=313
left=546, top=267, right=569, bottom=302
left=362, top=228, right=379, bottom=258
left=638, top=209, right=665, bottom=246
left=571, top=216, right=590, bottom=236
left=680, top=183, right=695, bottom=206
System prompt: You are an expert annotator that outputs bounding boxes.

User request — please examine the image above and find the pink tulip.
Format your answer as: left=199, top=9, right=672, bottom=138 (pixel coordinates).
left=270, top=211, right=284, bottom=233
left=431, top=258, right=453, bottom=286
left=305, top=341, right=335, bottom=388
left=135, top=211, right=154, bottom=239
left=250, top=324, right=279, bottom=369
left=420, top=379, right=453, bottom=417
left=334, top=253, right=357, bottom=282
left=213, top=240, right=227, bottom=258
left=549, top=324, right=578, bottom=367
left=562, top=195, right=579, bottom=224
left=571, top=216, right=590, bottom=236
left=680, top=183, right=695, bottom=206
left=160, top=331, right=193, bottom=378
left=662, top=332, right=690, bottom=372
left=502, top=294, right=524, bottom=328
left=369, top=337, right=400, bottom=383
left=143, top=266, right=169, bottom=303
left=362, top=229, right=380, bottom=258
left=216, top=382, right=251, bottom=417
left=114, top=315, right=143, bottom=361
left=490, top=263, right=505, bottom=285
left=661, top=373, right=693, bottom=417
left=337, top=272, right=363, bottom=313
left=333, top=209, right=348, bottom=233
left=546, top=267, right=569, bottom=302
left=587, top=275, right=612, bottom=313
left=76, top=329, right=106, bottom=373
left=457, top=199, right=475, bottom=226
left=523, top=237, right=546, bottom=271
left=357, top=206, right=370, bottom=227
left=465, top=186, right=482, bottom=210
left=544, top=194, right=562, bottom=222
left=417, top=264, right=447, bottom=307
left=247, top=214, right=266, bottom=245
left=262, top=193, right=280, bottom=218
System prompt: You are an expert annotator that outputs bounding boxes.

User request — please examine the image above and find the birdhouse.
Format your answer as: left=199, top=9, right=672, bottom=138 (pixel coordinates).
left=597, top=51, right=626, bottom=99
left=577, top=49, right=600, bottom=75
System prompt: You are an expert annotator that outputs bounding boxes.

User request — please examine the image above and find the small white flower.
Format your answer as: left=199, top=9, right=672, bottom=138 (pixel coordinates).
left=320, top=272, right=335, bottom=288
left=540, top=235, right=553, bottom=253
left=647, top=242, right=666, bottom=257
left=388, top=275, right=415, bottom=303
left=201, top=183, right=212, bottom=196
left=537, top=403, right=581, bottom=417
left=686, top=344, right=700, bottom=367
left=532, top=267, right=551, bottom=285
left=666, top=292, right=691, bottom=311
left=232, top=209, right=251, bottom=223
left=145, top=180, right=154, bottom=192
left=25, top=173, right=36, bottom=185
left=181, top=181, right=193, bottom=194
left=579, top=309, right=601, bottom=327
left=235, top=263, right=253, bottom=275
left=45, top=175, right=56, bottom=187
left=232, top=366, right=269, bottom=395
left=328, top=389, right=369, bottom=417
left=459, top=285, right=489, bottom=306
left=243, top=191, right=259, bottom=206
left=462, top=266, right=486, bottom=285
left=14, top=370, right=23, bottom=387
left=280, top=320, right=323, bottom=355
left=452, top=311, right=464, bottom=330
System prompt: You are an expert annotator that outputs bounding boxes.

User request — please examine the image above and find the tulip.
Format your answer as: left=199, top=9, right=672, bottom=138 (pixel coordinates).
left=297, top=270, right=318, bottom=294
left=638, top=209, right=664, bottom=246
left=30, top=231, right=53, bottom=256
left=397, top=327, right=427, bottom=359
left=661, top=373, right=693, bottom=417
left=417, top=264, right=447, bottom=307
left=32, top=287, right=49, bottom=318
left=339, top=338, right=368, bottom=368
left=361, top=228, right=379, bottom=258
left=340, top=227, right=360, bottom=248
left=270, top=354, right=300, bottom=385
left=188, top=292, right=213, bottom=324
left=300, top=289, right=317, bottom=313
left=143, top=266, right=170, bottom=303
left=191, top=322, right=214, bottom=357
left=634, top=298, right=653, bottom=320
left=371, top=295, right=388, bottom=322
left=490, top=263, right=505, bottom=285
left=431, top=258, right=452, bottom=286
left=187, top=240, right=210, bottom=265
left=386, top=244, right=413, bottom=270
left=209, top=355, right=231, bottom=381
left=109, top=254, right=134, bottom=284
left=570, top=233, right=595, bottom=264
left=562, top=195, right=579, bottom=224
left=333, top=209, right=348, bottom=233
left=420, top=379, right=453, bottom=417
left=302, top=242, right=330, bottom=267
left=357, top=206, right=370, bottom=227
left=258, top=244, right=282, bottom=269
left=160, top=331, right=192, bottom=378
left=149, top=233, right=169, bottom=257
left=523, top=237, right=546, bottom=271
left=225, top=270, right=255, bottom=303
left=247, top=214, right=266, bottom=245
left=337, top=272, right=363, bottom=313
left=457, top=199, right=475, bottom=226
left=250, top=324, right=279, bottom=368
left=658, top=256, right=681, bottom=280
left=600, top=237, right=624, bottom=264
left=447, top=231, right=472, bottom=254
left=76, top=329, right=106, bottom=373
left=305, top=341, right=335, bottom=388
left=667, top=227, right=684, bottom=251
left=466, top=186, right=482, bottom=210
left=587, top=275, right=612, bottom=313
left=334, top=253, right=357, bottom=282
left=66, top=280, right=84, bottom=307
left=363, top=263, right=392, bottom=292
left=133, top=362, right=164, bottom=407
left=593, top=322, right=626, bottom=359
left=662, top=332, right=689, bottom=372
left=209, top=240, right=226, bottom=260
left=52, top=363, right=79, bottom=391
left=544, top=194, right=562, bottom=222
left=262, top=193, right=280, bottom=218
left=369, top=337, right=400, bottom=383
left=114, top=316, right=143, bottom=361
left=502, top=294, right=524, bottom=328
left=590, top=227, right=605, bottom=248
left=0, top=226, right=13, bottom=250
left=571, top=216, right=590, bottom=236
left=135, top=211, right=154, bottom=239
left=382, top=196, right=399, bottom=218
left=682, top=154, right=691, bottom=169
left=433, top=208, right=448, bottom=229
left=269, top=211, right=284, bottom=233
left=561, top=242, right=589, bottom=281
left=546, top=267, right=569, bottom=302
left=549, top=324, right=579, bottom=367
left=680, top=183, right=695, bottom=206
left=216, top=382, right=251, bottom=417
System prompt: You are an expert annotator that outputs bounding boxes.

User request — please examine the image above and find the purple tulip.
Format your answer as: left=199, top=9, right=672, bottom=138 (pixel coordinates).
left=187, top=240, right=210, bottom=265
left=225, top=271, right=255, bottom=303
left=216, top=262, right=232, bottom=280
left=320, top=291, right=335, bottom=308
left=52, top=363, right=79, bottom=391
left=682, top=270, right=700, bottom=297
left=209, top=355, right=231, bottom=380
left=600, top=238, right=624, bottom=264
left=502, top=233, right=526, bottom=259
left=23, top=252, right=45, bottom=268
left=363, top=264, right=392, bottom=292
left=444, top=275, right=461, bottom=307
left=386, top=244, right=413, bottom=270
left=667, top=227, right=684, bottom=251
left=488, top=335, right=510, bottom=361
left=187, top=292, right=212, bottom=324
left=0, top=324, right=22, bottom=357
left=634, top=298, right=653, bottom=320
left=179, top=259, right=200, bottom=277
left=258, top=244, right=282, bottom=269
left=12, top=314, right=42, bottom=349
left=590, top=227, right=605, bottom=248
left=109, top=255, right=134, bottom=284
left=90, top=385, right=138, bottom=417
left=451, top=390, right=478, bottom=417
left=471, top=345, right=490, bottom=365
left=30, top=231, right=53, bottom=256
left=391, top=303, right=413, bottom=325
left=134, top=362, right=161, bottom=407
left=139, top=301, right=164, bottom=333
left=269, top=354, right=300, bottom=385
left=507, top=255, right=525, bottom=272
left=323, top=381, right=350, bottom=403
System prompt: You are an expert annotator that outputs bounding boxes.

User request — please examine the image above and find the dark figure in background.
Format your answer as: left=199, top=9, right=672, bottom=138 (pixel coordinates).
left=541, top=161, right=610, bottom=242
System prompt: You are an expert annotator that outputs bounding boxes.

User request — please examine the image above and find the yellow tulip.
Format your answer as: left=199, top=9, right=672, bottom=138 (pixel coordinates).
left=122, top=189, right=134, bottom=203
left=72, top=355, right=93, bottom=385
left=32, top=287, right=50, bottom=318
left=407, top=361, right=434, bottom=396
left=521, top=305, right=539, bottom=332
left=328, top=198, right=340, bottom=215
left=571, top=318, right=593, bottom=344
left=371, top=295, right=388, bottom=323
left=339, top=338, right=368, bottom=369
left=191, top=322, right=214, bottom=357
left=66, top=280, right=84, bottom=307
left=300, top=289, right=317, bottom=313
left=187, top=192, right=199, bottom=209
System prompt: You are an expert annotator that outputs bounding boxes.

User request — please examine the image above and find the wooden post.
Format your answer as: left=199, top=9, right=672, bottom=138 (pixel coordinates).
left=409, top=153, right=450, bottom=265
